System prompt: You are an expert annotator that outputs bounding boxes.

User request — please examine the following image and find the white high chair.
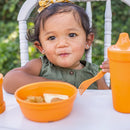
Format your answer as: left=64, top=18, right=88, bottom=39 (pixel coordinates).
left=17, top=0, right=112, bottom=86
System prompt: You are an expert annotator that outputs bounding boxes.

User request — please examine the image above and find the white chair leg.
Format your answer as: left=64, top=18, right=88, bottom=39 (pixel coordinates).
left=19, top=21, right=29, bottom=66
left=86, top=1, right=92, bottom=63
left=104, top=0, right=112, bottom=86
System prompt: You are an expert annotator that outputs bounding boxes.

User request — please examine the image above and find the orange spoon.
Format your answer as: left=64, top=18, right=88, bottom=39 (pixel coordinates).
left=78, top=70, right=106, bottom=95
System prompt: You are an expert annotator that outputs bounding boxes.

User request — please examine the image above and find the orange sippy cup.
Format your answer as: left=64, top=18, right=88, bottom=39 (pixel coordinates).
left=0, top=73, right=5, bottom=114
left=108, top=32, right=130, bottom=113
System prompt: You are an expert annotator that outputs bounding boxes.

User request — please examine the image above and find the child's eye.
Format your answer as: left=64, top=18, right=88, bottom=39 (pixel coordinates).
left=48, top=36, right=56, bottom=40
left=69, top=33, right=77, bottom=37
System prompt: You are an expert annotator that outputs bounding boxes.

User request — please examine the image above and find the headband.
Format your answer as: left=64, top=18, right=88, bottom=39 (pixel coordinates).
left=38, top=0, right=72, bottom=13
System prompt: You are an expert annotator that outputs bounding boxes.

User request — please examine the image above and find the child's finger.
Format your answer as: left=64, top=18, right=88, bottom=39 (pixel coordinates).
left=101, top=63, right=109, bottom=69
left=102, top=59, right=109, bottom=65
left=100, top=65, right=110, bottom=72
left=100, top=63, right=109, bottom=69
left=100, top=59, right=110, bottom=72
left=102, top=68, right=110, bottom=72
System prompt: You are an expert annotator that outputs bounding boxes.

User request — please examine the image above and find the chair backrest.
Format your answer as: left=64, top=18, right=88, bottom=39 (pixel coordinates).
left=17, top=0, right=112, bottom=86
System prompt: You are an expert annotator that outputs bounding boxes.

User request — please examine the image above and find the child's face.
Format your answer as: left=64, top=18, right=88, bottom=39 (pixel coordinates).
left=39, top=12, right=88, bottom=69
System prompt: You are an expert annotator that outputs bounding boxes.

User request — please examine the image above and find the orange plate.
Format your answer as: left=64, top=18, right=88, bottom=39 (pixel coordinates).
left=15, top=81, right=77, bottom=122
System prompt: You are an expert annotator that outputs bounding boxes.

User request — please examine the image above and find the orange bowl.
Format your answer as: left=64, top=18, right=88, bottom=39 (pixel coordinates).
left=15, top=81, right=77, bottom=122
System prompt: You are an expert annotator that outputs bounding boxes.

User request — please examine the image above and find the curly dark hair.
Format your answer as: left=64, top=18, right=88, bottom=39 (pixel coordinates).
left=27, top=2, right=93, bottom=44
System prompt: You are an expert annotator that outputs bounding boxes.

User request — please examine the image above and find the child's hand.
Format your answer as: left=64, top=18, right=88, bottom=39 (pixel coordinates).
left=100, top=59, right=110, bottom=73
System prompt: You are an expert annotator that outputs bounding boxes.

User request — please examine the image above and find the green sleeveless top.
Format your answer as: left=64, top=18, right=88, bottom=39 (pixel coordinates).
left=39, top=56, right=99, bottom=89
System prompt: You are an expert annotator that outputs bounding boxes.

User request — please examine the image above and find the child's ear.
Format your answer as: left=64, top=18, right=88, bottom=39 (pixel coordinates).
left=34, top=41, right=43, bottom=54
left=85, top=33, right=94, bottom=49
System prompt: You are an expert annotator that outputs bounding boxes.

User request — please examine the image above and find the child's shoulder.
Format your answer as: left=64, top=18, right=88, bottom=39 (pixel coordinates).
left=25, top=58, right=42, bottom=67
left=81, top=60, right=99, bottom=76
left=81, top=60, right=98, bottom=70
left=22, top=58, right=42, bottom=74
left=86, top=61, right=99, bottom=75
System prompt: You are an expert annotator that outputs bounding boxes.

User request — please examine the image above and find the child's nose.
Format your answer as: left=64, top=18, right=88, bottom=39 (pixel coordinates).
left=57, top=38, right=68, bottom=48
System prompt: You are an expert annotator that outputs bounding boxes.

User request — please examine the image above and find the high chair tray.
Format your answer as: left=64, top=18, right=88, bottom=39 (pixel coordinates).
left=1, top=90, right=130, bottom=130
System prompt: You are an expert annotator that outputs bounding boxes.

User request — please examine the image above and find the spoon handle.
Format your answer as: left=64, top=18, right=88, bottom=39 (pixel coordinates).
left=92, top=71, right=106, bottom=81
left=79, top=71, right=106, bottom=95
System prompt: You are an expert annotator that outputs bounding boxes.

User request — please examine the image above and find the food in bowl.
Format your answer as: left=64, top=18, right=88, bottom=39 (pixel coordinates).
left=44, top=93, right=69, bottom=103
left=15, top=81, right=77, bottom=122
left=25, top=96, right=45, bottom=103
left=25, top=93, right=69, bottom=103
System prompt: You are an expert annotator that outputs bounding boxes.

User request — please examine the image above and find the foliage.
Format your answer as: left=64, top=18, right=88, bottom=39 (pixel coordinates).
left=0, top=21, right=20, bottom=75
left=0, top=0, right=130, bottom=75
left=0, top=0, right=25, bottom=21
left=91, top=0, right=130, bottom=65
left=77, top=1, right=130, bottom=65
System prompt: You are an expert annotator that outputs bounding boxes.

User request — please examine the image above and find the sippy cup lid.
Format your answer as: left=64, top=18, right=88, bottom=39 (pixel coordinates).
left=108, top=32, right=130, bottom=62
left=116, top=33, right=130, bottom=50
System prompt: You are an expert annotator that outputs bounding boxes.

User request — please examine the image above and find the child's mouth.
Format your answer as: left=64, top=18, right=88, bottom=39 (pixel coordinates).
left=59, top=53, right=70, bottom=57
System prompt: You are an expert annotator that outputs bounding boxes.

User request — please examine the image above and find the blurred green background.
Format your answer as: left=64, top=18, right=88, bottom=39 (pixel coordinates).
left=0, top=0, right=130, bottom=75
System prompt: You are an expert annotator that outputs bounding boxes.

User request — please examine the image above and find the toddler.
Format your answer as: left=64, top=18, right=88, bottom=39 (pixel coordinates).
left=3, top=0, right=110, bottom=94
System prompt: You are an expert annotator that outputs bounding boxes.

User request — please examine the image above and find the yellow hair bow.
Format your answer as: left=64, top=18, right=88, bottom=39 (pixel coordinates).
left=38, top=0, right=71, bottom=13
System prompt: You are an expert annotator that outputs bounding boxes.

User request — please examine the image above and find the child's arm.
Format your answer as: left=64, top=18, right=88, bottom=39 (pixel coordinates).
left=3, top=58, right=51, bottom=94
left=97, top=77, right=109, bottom=89
left=97, top=59, right=110, bottom=89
